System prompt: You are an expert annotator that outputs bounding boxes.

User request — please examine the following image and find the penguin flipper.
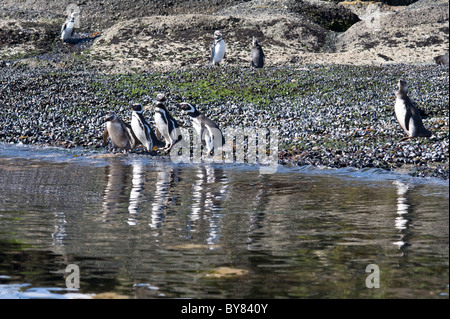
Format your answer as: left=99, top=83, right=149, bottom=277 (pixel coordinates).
left=126, top=126, right=140, bottom=149
left=61, top=22, right=67, bottom=34
left=102, top=128, right=109, bottom=147
left=210, top=44, right=215, bottom=63
left=155, top=128, right=163, bottom=141
left=199, top=126, right=207, bottom=147
left=152, top=131, right=166, bottom=148
left=410, top=105, right=431, bottom=137
left=404, top=110, right=412, bottom=132
left=410, top=104, right=423, bottom=121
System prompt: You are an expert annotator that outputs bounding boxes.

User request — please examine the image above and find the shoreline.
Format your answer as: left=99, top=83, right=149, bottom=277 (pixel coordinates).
left=0, top=63, right=448, bottom=180
left=1, top=140, right=448, bottom=184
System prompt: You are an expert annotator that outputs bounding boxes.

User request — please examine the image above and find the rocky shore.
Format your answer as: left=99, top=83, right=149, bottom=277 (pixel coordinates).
left=0, top=0, right=448, bottom=179
left=0, top=62, right=448, bottom=179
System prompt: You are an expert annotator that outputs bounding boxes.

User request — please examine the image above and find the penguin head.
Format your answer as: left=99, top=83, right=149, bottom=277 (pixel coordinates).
left=68, top=11, right=78, bottom=22
left=214, top=30, right=222, bottom=39
left=105, top=112, right=117, bottom=122
left=131, top=103, right=144, bottom=113
left=252, top=36, right=259, bottom=46
left=177, top=102, right=196, bottom=114
left=398, top=79, right=408, bottom=92
left=155, top=93, right=168, bottom=109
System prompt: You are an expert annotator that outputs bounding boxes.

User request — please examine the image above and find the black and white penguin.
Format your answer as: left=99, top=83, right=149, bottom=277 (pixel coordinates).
left=177, top=102, right=225, bottom=156
left=153, top=94, right=182, bottom=152
left=103, top=112, right=137, bottom=152
left=250, top=36, right=265, bottom=68
left=61, top=12, right=76, bottom=43
left=130, top=103, right=164, bottom=152
left=395, top=79, right=432, bottom=139
left=210, top=30, right=226, bottom=66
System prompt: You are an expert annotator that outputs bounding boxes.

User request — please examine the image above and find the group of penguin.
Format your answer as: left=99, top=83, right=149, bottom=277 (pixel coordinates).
left=103, top=93, right=225, bottom=156
left=210, top=30, right=265, bottom=68
left=62, top=12, right=435, bottom=154
left=103, top=77, right=432, bottom=157
left=61, top=12, right=265, bottom=68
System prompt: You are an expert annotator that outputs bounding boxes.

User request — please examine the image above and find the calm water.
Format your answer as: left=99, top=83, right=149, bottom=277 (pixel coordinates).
left=0, top=143, right=448, bottom=299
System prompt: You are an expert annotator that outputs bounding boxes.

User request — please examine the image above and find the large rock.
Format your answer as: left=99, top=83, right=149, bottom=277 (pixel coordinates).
left=334, top=0, right=449, bottom=64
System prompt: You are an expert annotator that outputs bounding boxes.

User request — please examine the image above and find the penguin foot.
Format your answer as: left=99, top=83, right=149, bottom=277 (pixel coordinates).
left=160, top=144, right=173, bottom=153
left=146, top=150, right=159, bottom=156
left=399, top=136, right=413, bottom=142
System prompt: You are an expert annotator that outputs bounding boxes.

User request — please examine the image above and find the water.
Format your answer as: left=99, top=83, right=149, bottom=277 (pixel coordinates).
left=0, top=143, right=448, bottom=299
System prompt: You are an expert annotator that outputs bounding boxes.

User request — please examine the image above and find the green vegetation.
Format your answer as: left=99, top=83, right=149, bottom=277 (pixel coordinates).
left=88, top=66, right=330, bottom=107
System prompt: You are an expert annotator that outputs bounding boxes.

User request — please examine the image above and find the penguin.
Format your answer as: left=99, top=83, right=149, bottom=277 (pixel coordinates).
left=152, top=94, right=182, bottom=152
left=130, top=103, right=164, bottom=153
left=394, top=79, right=432, bottom=140
left=61, top=12, right=76, bottom=43
left=210, top=30, right=226, bottom=66
left=103, top=112, right=137, bottom=152
left=250, top=36, right=265, bottom=68
left=434, top=53, right=449, bottom=65
left=177, top=102, right=225, bottom=156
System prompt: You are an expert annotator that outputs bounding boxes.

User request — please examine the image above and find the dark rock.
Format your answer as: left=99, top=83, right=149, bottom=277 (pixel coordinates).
left=287, top=0, right=360, bottom=32
left=322, top=0, right=419, bottom=5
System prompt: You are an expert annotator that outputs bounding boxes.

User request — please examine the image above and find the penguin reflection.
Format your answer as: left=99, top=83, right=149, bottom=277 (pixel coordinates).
left=102, top=160, right=132, bottom=221
left=52, top=211, right=67, bottom=246
left=247, top=178, right=270, bottom=250
left=128, top=161, right=146, bottom=225
left=393, top=180, right=413, bottom=252
left=150, top=165, right=179, bottom=229
left=188, top=165, right=228, bottom=246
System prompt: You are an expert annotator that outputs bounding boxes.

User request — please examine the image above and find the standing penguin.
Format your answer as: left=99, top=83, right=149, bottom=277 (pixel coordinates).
left=130, top=103, right=164, bottom=153
left=177, top=102, right=225, bottom=156
left=394, top=79, right=432, bottom=139
left=250, top=36, right=265, bottom=68
left=103, top=112, right=137, bottom=152
left=61, top=12, right=76, bottom=43
left=210, top=30, right=226, bottom=66
left=153, top=94, right=182, bottom=152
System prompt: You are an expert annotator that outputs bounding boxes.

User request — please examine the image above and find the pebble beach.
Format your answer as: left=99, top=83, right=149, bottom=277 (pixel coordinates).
left=0, top=61, right=448, bottom=179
